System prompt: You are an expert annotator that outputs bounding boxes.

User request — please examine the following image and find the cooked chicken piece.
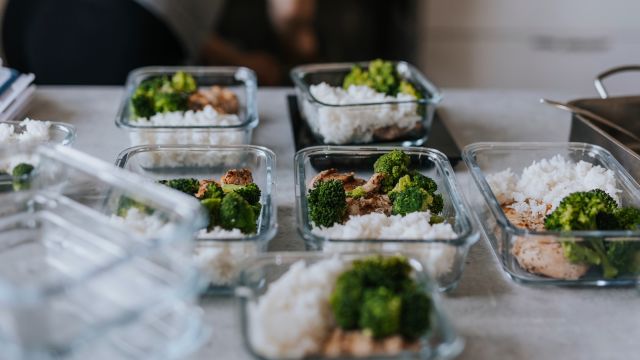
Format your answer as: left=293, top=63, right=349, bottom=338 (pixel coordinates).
left=321, top=329, right=415, bottom=358
left=196, top=179, right=219, bottom=199
left=360, top=172, right=385, bottom=193
left=221, top=168, right=253, bottom=185
left=188, top=86, right=239, bottom=114
left=501, top=204, right=547, bottom=231
left=309, top=168, right=366, bottom=191
left=512, top=236, right=589, bottom=280
left=346, top=194, right=392, bottom=217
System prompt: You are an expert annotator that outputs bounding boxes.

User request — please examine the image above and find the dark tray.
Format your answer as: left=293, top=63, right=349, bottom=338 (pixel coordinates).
left=287, top=95, right=461, bottom=166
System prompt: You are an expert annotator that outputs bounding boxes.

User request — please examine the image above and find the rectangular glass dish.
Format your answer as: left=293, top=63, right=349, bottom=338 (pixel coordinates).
left=0, top=120, right=76, bottom=147
left=236, top=252, right=464, bottom=360
left=463, top=142, right=640, bottom=286
left=0, top=145, right=208, bottom=358
left=116, top=144, right=277, bottom=294
left=115, top=66, right=258, bottom=147
left=290, top=61, right=442, bottom=146
left=295, top=146, right=479, bottom=291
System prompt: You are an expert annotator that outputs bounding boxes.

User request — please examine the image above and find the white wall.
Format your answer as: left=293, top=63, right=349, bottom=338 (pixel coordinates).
left=421, top=0, right=640, bottom=94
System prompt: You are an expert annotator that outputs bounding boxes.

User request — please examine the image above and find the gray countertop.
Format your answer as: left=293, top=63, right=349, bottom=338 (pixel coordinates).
left=27, top=87, right=640, bottom=360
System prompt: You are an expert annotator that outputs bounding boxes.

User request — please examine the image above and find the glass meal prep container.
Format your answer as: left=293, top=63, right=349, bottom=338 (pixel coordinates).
left=463, top=142, right=640, bottom=286
left=0, top=144, right=208, bottom=358
left=116, top=144, right=277, bottom=294
left=295, top=146, right=479, bottom=291
left=0, top=119, right=76, bottom=146
left=290, top=61, right=442, bottom=146
left=236, top=252, right=464, bottom=360
left=115, top=66, right=258, bottom=147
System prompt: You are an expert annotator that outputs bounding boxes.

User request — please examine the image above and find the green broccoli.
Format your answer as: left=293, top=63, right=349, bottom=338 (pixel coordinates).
left=219, top=192, right=257, bottom=234
left=613, top=207, right=640, bottom=230
left=171, top=71, right=196, bottom=93
left=360, top=287, right=402, bottom=338
left=116, top=196, right=154, bottom=217
left=201, top=182, right=224, bottom=200
left=544, top=189, right=618, bottom=231
left=232, top=183, right=261, bottom=205
left=411, top=172, right=438, bottom=194
left=429, top=193, right=444, bottom=214
left=329, top=255, right=432, bottom=341
left=398, top=80, right=422, bottom=99
left=606, top=241, right=640, bottom=276
left=392, top=186, right=433, bottom=216
left=201, top=197, right=222, bottom=231
left=158, top=178, right=200, bottom=196
left=329, top=270, right=364, bottom=329
left=430, top=215, right=445, bottom=224
left=342, top=59, right=423, bottom=98
left=307, top=180, right=347, bottom=227
left=153, top=91, right=188, bottom=113
left=251, top=203, right=262, bottom=218
left=346, top=186, right=367, bottom=199
left=12, top=163, right=34, bottom=191
left=130, top=88, right=156, bottom=118
left=399, top=288, right=431, bottom=339
left=373, top=150, right=411, bottom=193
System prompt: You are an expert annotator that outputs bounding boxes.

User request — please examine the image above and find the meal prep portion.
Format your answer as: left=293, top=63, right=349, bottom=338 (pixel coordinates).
left=294, top=60, right=437, bottom=145
left=248, top=254, right=438, bottom=359
left=487, top=154, right=640, bottom=280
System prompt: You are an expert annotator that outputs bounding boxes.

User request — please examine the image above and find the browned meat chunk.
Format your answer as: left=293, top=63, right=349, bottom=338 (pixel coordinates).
left=196, top=179, right=220, bottom=199
left=360, top=173, right=385, bottom=193
left=221, top=168, right=253, bottom=185
left=309, top=168, right=365, bottom=191
left=188, top=86, right=239, bottom=114
left=501, top=204, right=547, bottom=231
left=321, top=329, right=417, bottom=358
left=512, top=237, right=589, bottom=280
left=346, top=194, right=392, bottom=217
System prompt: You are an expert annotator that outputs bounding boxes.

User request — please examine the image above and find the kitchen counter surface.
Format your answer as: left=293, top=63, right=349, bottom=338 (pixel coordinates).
left=27, top=86, right=640, bottom=360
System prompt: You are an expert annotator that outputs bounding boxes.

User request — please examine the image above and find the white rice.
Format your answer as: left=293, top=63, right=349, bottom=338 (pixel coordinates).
left=128, top=105, right=246, bottom=146
left=109, top=207, right=166, bottom=235
left=313, top=212, right=458, bottom=277
left=487, top=155, right=621, bottom=216
left=193, top=227, right=256, bottom=285
left=249, top=257, right=347, bottom=359
left=0, top=118, right=51, bottom=144
left=302, top=83, right=420, bottom=144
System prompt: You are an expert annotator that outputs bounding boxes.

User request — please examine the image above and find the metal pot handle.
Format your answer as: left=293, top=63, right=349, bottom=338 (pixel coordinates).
left=594, top=65, right=640, bottom=99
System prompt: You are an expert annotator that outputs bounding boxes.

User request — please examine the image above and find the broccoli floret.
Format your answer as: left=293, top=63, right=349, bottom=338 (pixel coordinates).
left=171, top=71, right=196, bottom=93
left=158, top=178, right=200, bottom=196
left=353, top=255, right=413, bottom=292
left=251, top=203, right=262, bottom=218
left=201, top=182, right=224, bottom=200
left=232, top=183, right=261, bottom=205
left=430, top=215, right=445, bottom=224
left=399, top=288, right=431, bottom=339
left=398, top=80, right=422, bottom=99
left=116, top=196, right=154, bottom=217
left=388, top=175, right=413, bottom=201
left=307, top=180, right=347, bottom=227
left=130, top=88, right=156, bottom=118
left=153, top=91, right=188, bottom=113
left=373, top=150, right=411, bottom=193
left=366, top=59, right=398, bottom=95
left=330, top=270, right=364, bottom=330
left=429, top=193, right=444, bottom=214
left=544, top=189, right=618, bottom=231
left=201, top=197, right=222, bottom=231
left=392, top=186, right=433, bottom=216
left=346, top=186, right=367, bottom=199
left=219, top=192, right=257, bottom=234
left=410, top=172, right=438, bottom=194
left=614, top=207, right=640, bottom=230
left=606, top=241, right=640, bottom=275
left=360, top=287, right=402, bottom=338
left=12, top=163, right=34, bottom=191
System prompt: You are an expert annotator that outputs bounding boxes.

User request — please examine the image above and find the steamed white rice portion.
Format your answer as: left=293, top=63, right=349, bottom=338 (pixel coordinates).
left=129, top=105, right=246, bottom=146
left=303, top=83, right=420, bottom=144
left=0, top=118, right=51, bottom=144
left=487, top=155, right=621, bottom=217
left=249, top=257, right=347, bottom=359
left=194, top=227, right=256, bottom=285
left=109, top=208, right=166, bottom=235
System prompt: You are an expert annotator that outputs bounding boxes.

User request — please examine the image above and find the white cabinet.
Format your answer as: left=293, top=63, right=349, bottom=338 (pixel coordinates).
left=421, top=0, right=640, bottom=93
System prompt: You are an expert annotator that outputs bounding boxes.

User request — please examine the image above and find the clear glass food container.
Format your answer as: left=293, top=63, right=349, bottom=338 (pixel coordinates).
left=290, top=61, right=442, bottom=146
left=116, top=144, right=277, bottom=294
left=0, top=191, right=204, bottom=358
left=295, top=146, right=479, bottom=291
left=115, top=66, right=258, bottom=147
left=236, top=252, right=464, bottom=360
left=0, top=120, right=76, bottom=146
left=463, top=142, right=640, bottom=286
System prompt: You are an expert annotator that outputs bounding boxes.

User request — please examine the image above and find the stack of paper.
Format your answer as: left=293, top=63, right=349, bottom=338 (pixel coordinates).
left=0, top=61, right=35, bottom=122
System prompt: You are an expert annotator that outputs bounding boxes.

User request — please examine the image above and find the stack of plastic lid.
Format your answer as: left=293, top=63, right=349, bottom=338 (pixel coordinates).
left=0, top=144, right=208, bottom=359
left=0, top=60, right=35, bottom=122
